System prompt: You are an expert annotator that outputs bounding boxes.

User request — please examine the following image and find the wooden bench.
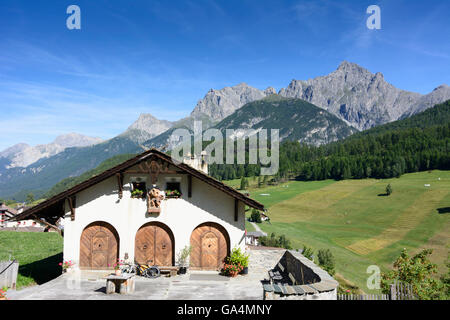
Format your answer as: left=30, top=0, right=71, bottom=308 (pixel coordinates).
left=159, top=266, right=179, bottom=277
left=268, top=269, right=283, bottom=283
left=105, top=274, right=135, bottom=294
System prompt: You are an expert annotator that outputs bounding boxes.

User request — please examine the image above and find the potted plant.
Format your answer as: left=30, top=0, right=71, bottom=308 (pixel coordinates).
left=222, top=263, right=242, bottom=277
left=225, top=247, right=249, bottom=275
left=221, top=247, right=249, bottom=277
left=238, top=253, right=250, bottom=275
left=131, top=189, right=144, bottom=198
left=110, top=260, right=124, bottom=276
left=0, top=287, right=7, bottom=300
left=165, top=189, right=182, bottom=199
left=59, top=260, right=75, bottom=273
left=176, top=246, right=191, bottom=274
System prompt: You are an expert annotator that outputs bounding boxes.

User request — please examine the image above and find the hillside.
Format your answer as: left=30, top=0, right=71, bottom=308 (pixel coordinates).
left=43, top=153, right=137, bottom=199
left=213, top=95, right=357, bottom=145
left=228, top=171, right=450, bottom=293
left=0, top=134, right=145, bottom=201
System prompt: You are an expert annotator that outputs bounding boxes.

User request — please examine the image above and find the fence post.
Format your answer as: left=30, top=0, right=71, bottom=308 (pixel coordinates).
left=0, top=260, right=19, bottom=289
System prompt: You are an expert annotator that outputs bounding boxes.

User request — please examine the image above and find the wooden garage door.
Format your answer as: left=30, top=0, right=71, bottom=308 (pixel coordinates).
left=135, top=223, right=174, bottom=266
left=190, top=223, right=229, bottom=270
left=80, top=222, right=119, bottom=269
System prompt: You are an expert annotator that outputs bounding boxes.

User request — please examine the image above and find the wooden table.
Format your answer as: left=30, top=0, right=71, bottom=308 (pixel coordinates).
left=105, top=274, right=135, bottom=294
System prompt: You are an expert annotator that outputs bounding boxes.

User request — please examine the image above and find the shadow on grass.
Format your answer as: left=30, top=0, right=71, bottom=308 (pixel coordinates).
left=377, top=193, right=389, bottom=197
left=19, top=252, right=63, bottom=285
left=437, top=207, right=450, bottom=214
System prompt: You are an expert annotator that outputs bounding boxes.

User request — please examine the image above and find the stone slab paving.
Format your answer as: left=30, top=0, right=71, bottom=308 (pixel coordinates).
left=6, top=247, right=286, bottom=300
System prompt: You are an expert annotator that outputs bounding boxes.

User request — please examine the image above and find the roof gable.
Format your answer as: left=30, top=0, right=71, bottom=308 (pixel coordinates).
left=12, top=149, right=264, bottom=221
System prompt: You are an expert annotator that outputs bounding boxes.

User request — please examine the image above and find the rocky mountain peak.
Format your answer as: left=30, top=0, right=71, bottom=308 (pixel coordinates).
left=190, top=83, right=272, bottom=120
left=53, top=133, right=103, bottom=148
left=433, top=84, right=449, bottom=91
left=1, top=133, right=104, bottom=169
left=0, top=143, right=30, bottom=160
left=124, top=113, right=173, bottom=143
left=264, top=87, right=277, bottom=95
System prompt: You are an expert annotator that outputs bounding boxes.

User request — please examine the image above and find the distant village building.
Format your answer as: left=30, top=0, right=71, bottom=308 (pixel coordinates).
left=0, top=203, right=45, bottom=230
left=245, top=231, right=267, bottom=246
left=0, top=203, right=17, bottom=228
left=11, top=149, right=265, bottom=270
left=260, top=212, right=269, bottom=221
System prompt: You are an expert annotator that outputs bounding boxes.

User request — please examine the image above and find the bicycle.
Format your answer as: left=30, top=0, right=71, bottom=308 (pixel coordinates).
left=121, top=262, right=160, bottom=278
left=137, top=264, right=161, bottom=278
left=120, top=262, right=137, bottom=274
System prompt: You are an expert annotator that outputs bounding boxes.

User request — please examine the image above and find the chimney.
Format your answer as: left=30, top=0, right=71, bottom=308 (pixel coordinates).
left=183, top=151, right=208, bottom=174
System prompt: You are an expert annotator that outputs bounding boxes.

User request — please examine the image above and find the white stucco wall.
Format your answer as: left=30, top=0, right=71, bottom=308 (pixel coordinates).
left=62, top=168, right=247, bottom=268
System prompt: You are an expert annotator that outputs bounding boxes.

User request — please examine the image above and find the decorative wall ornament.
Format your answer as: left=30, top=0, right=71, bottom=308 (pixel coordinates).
left=147, top=187, right=165, bottom=213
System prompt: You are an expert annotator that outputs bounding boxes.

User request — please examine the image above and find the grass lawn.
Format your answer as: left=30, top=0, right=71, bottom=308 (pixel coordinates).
left=226, top=171, right=450, bottom=293
left=240, top=179, right=336, bottom=231
left=0, top=231, right=63, bottom=289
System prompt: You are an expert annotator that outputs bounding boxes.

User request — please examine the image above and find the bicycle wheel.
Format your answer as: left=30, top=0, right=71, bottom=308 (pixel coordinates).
left=145, top=266, right=161, bottom=278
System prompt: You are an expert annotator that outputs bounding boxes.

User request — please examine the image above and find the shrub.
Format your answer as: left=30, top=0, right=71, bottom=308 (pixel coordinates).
left=226, top=247, right=249, bottom=268
left=386, top=183, right=393, bottom=196
left=250, top=209, right=262, bottom=223
left=317, top=249, right=336, bottom=276
left=240, top=177, right=249, bottom=190
left=176, top=246, right=192, bottom=267
left=259, top=232, right=292, bottom=249
left=381, top=248, right=445, bottom=300
left=301, top=245, right=314, bottom=261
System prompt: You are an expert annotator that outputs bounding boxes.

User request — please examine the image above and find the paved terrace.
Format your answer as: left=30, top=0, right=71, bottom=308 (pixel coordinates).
left=6, top=247, right=285, bottom=300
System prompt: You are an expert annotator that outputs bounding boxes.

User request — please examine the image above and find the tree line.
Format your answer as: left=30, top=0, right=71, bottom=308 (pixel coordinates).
left=209, top=101, right=450, bottom=182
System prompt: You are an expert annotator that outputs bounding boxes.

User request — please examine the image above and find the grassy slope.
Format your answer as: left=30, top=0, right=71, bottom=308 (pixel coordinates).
left=227, top=177, right=336, bottom=230
left=226, top=171, right=450, bottom=293
left=0, top=232, right=63, bottom=288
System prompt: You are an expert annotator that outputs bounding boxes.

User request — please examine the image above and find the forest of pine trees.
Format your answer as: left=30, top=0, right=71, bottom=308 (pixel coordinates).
left=209, top=100, right=450, bottom=182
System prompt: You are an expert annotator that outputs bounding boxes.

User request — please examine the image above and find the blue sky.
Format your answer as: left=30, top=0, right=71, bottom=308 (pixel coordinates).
left=0, top=0, right=449, bottom=150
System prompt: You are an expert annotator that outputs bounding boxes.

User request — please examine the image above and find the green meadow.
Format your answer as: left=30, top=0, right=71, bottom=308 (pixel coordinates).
left=230, top=171, right=450, bottom=293
left=0, top=232, right=63, bottom=288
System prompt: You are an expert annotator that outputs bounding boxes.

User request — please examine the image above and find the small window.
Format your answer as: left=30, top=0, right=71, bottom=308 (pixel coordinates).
left=166, top=182, right=181, bottom=193
left=131, top=181, right=146, bottom=198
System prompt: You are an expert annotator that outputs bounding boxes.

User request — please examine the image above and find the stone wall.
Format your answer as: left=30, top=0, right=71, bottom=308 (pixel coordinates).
left=263, top=250, right=338, bottom=300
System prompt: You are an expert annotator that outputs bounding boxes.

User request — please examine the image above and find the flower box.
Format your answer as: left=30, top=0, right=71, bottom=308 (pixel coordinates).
left=165, top=195, right=182, bottom=199
left=131, top=189, right=145, bottom=199
left=165, top=190, right=182, bottom=199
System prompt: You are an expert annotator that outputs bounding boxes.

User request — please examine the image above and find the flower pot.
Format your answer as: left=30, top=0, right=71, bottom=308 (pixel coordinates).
left=178, top=266, right=187, bottom=275
left=239, top=266, right=248, bottom=275
left=228, top=270, right=239, bottom=277
left=115, top=269, right=122, bottom=276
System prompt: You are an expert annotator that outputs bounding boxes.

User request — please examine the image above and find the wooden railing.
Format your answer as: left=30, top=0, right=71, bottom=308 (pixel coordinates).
left=338, top=293, right=389, bottom=300
left=338, top=281, right=417, bottom=300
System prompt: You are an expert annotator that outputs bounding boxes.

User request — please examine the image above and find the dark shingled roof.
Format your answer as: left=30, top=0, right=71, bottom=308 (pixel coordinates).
left=11, top=148, right=265, bottom=221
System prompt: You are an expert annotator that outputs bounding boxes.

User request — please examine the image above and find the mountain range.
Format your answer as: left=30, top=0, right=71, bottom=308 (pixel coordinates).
left=1, top=61, right=449, bottom=201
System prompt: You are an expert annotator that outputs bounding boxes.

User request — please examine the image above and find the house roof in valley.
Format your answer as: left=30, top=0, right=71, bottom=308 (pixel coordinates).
left=0, top=203, right=18, bottom=216
left=246, top=231, right=267, bottom=237
left=11, top=148, right=265, bottom=222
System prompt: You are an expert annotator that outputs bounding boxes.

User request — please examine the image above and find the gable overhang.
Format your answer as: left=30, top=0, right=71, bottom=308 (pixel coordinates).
left=11, top=148, right=265, bottom=222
